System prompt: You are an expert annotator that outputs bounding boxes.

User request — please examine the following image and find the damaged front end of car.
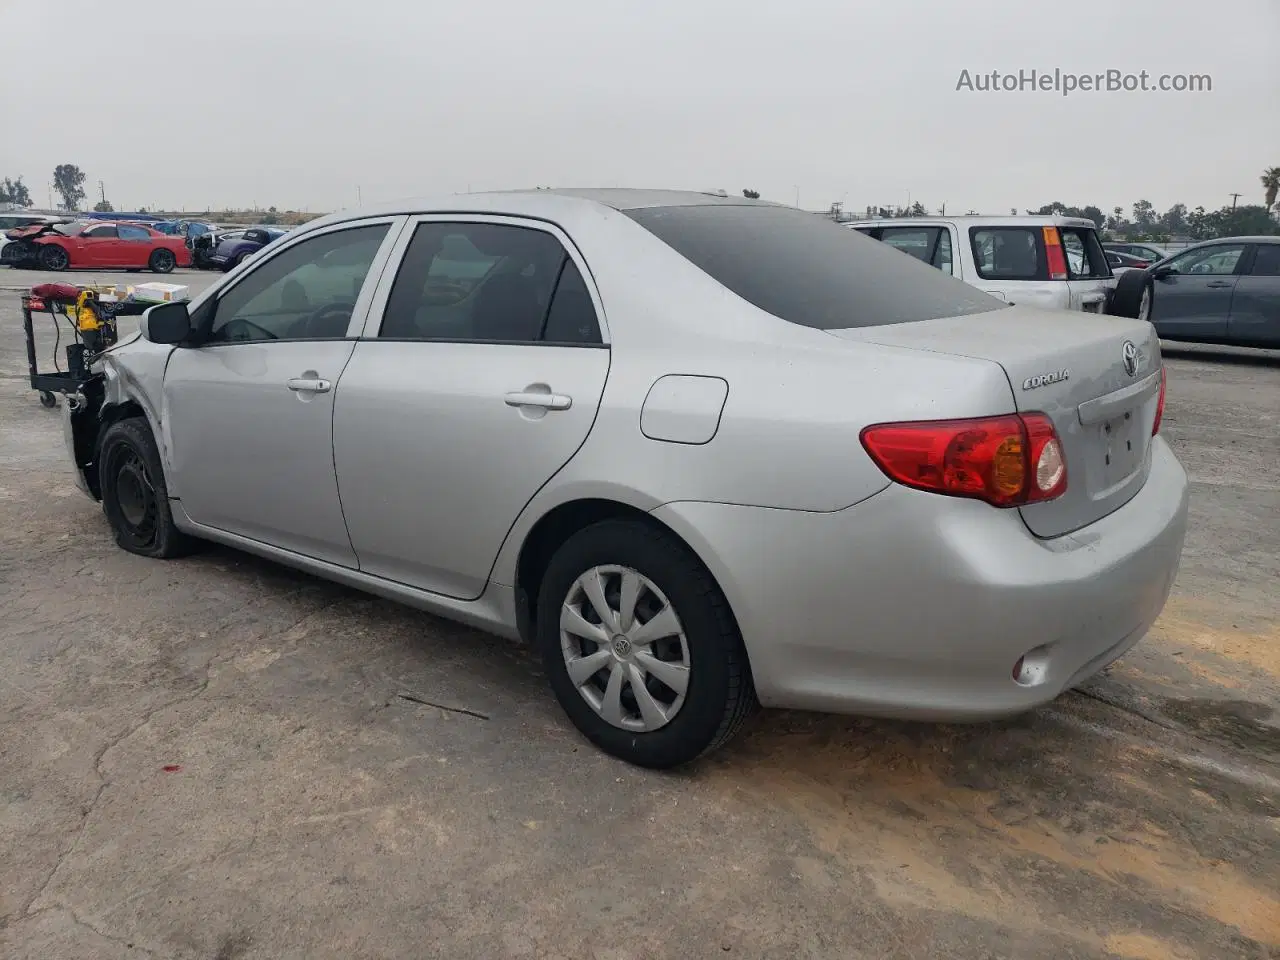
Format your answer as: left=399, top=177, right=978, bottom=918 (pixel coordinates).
left=62, top=334, right=170, bottom=502
left=1, top=220, right=76, bottom=267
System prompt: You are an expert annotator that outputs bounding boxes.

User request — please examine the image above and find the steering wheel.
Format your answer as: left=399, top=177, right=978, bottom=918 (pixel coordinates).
left=219, top=317, right=278, bottom=341
left=290, top=301, right=356, bottom=338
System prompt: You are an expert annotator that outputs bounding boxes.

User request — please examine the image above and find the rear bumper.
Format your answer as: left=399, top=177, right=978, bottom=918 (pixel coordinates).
left=652, top=437, right=1189, bottom=720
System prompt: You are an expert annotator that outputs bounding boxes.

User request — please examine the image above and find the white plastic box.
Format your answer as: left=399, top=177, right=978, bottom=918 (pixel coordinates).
left=131, top=282, right=190, bottom=304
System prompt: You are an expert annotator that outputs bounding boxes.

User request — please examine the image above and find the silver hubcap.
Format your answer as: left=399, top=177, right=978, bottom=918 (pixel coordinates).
left=1139, top=287, right=1151, bottom=320
left=560, top=565, right=691, bottom=733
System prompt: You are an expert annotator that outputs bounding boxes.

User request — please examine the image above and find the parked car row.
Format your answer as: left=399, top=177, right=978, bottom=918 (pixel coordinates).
left=851, top=216, right=1280, bottom=348
left=2, top=215, right=293, bottom=274
left=0, top=218, right=190, bottom=272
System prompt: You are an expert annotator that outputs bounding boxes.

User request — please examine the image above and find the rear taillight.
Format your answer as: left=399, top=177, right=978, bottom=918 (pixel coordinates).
left=1133, top=259, right=1150, bottom=268
left=1043, top=226, right=1068, bottom=281
left=860, top=413, right=1068, bottom=508
left=1152, top=366, right=1167, bottom=435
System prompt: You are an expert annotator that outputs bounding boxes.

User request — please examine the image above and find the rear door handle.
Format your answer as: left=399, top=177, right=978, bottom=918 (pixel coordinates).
left=1205, top=281, right=1232, bottom=288
left=287, top=377, right=331, bottom=393
left=505, top=390, right=572, bottom=411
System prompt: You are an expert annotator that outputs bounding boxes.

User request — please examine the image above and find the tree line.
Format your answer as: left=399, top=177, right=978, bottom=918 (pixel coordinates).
left=6, top=167, right=1278, bottom=243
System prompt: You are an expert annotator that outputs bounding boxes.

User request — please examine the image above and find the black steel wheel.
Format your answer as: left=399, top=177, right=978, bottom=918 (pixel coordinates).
left=99, top=418, right=199, bottom=558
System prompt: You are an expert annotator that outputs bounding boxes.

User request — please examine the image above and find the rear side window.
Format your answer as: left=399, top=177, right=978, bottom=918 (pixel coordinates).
left=1249, top=245, right=1280, bottom=277
left=970, top=227, right=1045, bottom=281
left=379, top=222, right=602, bottom=344
left=624, top=205, right=1003, bottom=329
left=119, top=225, right=151, bottom=240
left=878, top=226, right=954, bottom=276
left=1061, top=227, right=1110, bottom=279
left=83, top=225, right=118, bottom=239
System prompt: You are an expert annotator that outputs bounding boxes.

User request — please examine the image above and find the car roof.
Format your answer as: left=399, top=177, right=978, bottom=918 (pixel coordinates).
left=1191, top=235, right=1280, bottom=245
left=846, top=214, right=1100, bottom=229
left=289, top=188, right=781, bottom=236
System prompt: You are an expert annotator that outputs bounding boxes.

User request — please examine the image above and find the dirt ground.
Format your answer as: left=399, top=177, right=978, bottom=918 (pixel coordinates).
left=1, top=271, right=1277, bottom=959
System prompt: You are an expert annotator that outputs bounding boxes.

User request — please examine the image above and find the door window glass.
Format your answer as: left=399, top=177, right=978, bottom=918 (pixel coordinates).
left=83, top=225, right=117, bottom=239
left=969, top=227, right=1045, bottom=281
left=118, top=224, right=150, bottom=240
left=1166, top=244, right=1245, bottom=276
left=206, top=224, right=389, bottom=343
left=379, top=222, right=601, bottom=343
left=1061, top=228, right=1109, bottom=279
left=1248, top=245, right=1280, bottom=277
left=877, top=227, right=954, bottom=277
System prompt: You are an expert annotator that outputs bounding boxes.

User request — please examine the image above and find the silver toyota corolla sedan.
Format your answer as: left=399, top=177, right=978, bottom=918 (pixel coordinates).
left=62, top=189, right=1190, bottom=768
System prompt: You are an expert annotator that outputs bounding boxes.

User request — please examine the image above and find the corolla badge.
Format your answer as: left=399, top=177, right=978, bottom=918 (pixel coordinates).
left=1121, top=339, right=1139, bottom=377
left=1022, top=370, right=1070, bottom=390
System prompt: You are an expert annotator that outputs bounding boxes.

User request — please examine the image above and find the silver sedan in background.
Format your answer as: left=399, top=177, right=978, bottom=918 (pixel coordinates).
left=63, top=189, right=1189, bottom=768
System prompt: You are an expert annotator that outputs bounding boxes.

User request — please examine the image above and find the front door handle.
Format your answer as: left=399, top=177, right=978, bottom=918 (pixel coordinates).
left=287, top=377, right=331, bottom=393
left=1205, top=281, right=1232, bottom=288
left=505, top=390, right=572, bottom=411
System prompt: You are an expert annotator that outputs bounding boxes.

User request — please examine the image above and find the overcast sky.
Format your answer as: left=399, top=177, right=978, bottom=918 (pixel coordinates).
left=3, top=0, right=1277, bottom=216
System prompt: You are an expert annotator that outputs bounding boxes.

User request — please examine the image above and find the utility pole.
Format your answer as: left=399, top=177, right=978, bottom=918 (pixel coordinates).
left=1229, top=193, right=1242, bottom=209
left=98, top=180, right=106, bottom=206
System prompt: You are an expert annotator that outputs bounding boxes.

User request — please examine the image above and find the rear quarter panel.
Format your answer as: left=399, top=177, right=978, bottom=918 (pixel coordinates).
left=489, top=204, right=1020, bottom=583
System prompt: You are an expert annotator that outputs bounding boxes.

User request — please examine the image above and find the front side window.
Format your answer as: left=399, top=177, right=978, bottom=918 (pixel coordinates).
left=205, top=224, right=390, bottom=343
left=83, top=225, right=118, bottom=239
left=970, top=227, right=1044, bottom=281
left=118, top=225, right=151, bottom=240
left=1166, top=244, right=1246, bottom=276
left=625, top=205, right=1002, bottom=329
left=1061, top=227, right=1110, bottom=279
left=379, top=222, right=602, bottom=343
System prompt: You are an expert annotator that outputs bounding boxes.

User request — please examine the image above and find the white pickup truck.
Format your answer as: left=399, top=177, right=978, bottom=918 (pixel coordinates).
left=846, top=214, right=1118, bottom=313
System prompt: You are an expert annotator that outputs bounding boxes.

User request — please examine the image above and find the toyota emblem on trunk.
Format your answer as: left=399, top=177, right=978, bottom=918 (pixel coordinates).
left=1121, top=340, right=1139, bottom=377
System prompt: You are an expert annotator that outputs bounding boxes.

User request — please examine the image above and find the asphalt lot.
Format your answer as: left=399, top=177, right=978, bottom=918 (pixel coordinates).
left=1, top=269, right=1278, bottom=959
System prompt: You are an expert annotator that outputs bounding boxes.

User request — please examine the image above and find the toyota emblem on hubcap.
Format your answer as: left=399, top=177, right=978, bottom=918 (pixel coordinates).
left=1121, top=340, right=1139, bottom=377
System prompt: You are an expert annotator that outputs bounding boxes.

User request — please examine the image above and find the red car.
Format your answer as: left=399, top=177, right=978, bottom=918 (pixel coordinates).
left=19, top=219, right=191, bottom=273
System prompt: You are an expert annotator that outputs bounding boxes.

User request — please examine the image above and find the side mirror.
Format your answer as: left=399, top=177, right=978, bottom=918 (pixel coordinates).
left=1152, top=264, right=1176, bottom=279
left=140, top=301, right=193, bottom=345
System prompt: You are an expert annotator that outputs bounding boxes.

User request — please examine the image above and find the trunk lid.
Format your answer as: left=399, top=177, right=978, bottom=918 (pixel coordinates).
left=829, top=305, right=1163, bottom=538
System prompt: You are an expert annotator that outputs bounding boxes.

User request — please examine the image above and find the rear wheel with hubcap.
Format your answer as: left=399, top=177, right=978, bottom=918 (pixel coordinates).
left=536, top=519, right=756, bottom=768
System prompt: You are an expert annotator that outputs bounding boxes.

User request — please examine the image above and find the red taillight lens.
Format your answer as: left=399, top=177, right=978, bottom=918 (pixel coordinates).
left=860, top=413, right=1068, bottom=508
left=1043, top=226, right=1068, bottom=281
left=1133, top=260, right=1150, bottom=268
left=1152, top=366, right=1167, bottom=435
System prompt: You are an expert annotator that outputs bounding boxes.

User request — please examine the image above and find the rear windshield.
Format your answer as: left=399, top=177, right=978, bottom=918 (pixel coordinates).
left=623, top=204, right=1005, bottom=329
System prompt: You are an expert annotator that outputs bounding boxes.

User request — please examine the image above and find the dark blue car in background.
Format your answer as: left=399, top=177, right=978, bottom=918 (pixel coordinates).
left=208, top=226, right=288, bottom=272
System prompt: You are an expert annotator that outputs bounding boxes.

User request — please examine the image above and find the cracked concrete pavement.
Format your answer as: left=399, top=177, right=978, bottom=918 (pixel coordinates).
left=1, top=274, right=1278, bottom=959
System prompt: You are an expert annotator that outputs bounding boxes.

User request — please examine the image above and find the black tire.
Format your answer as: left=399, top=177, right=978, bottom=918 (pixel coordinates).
left=222, top=253, right=245, bottom=273
left=536, top=519, right=757, bottom=768
left=39, top=244, right=70, bottom=271
left=39, top=391, right=57, bottom=408
left=1109, top=269, right=1153, bottom=319
left=149, top=249, right=176, bottom=274
left=98, top=418, right=198, bottom=559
